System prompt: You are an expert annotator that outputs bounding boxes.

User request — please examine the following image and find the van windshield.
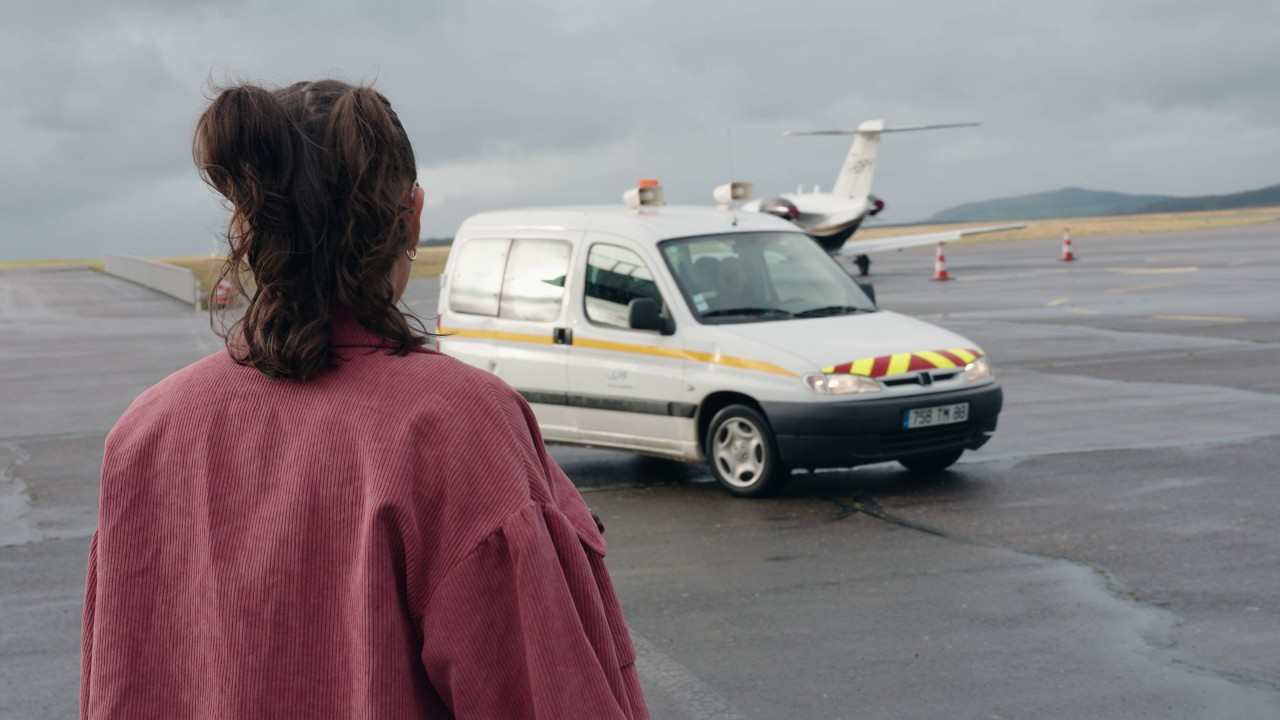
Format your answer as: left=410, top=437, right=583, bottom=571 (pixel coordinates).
left=659, top=232, right=876, bottom=324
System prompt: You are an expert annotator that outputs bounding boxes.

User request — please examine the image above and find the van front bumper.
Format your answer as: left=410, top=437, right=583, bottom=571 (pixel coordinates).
left=761, top=382, right=1002, bottom=470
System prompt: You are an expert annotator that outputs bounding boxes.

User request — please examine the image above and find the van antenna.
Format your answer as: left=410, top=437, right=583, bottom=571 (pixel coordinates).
left=726, top=129, right=738, bottom=224
left=727, top=128, right=735, bottom=181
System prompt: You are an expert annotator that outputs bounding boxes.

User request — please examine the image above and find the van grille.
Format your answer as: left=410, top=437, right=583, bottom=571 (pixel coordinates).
left=878, top=422, right=978, bottom=455
left=882, top=371, right=960, bottom=388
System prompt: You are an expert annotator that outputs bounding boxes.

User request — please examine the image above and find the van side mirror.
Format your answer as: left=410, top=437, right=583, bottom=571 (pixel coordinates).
left=628, top=298, right=674, bottom=335
left=857, top=282, right=876, bottom=306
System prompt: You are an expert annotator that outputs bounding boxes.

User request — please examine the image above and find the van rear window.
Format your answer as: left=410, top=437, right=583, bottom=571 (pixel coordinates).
left=450, top=238, right=570, bottom=321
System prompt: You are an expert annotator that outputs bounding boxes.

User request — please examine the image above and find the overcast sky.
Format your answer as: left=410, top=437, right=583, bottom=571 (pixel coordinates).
left=2, top=0, right=1278, bottom=260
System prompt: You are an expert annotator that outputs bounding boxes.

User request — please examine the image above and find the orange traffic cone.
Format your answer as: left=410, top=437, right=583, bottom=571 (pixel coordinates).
left=1061, top=227, right=1077, bottom=262
left=932, top=242, right=951, bottom=281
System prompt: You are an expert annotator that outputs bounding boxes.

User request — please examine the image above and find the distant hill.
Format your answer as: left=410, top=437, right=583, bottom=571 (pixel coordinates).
left=928, top=187, right=1174, bottom=223
left=1140, top=183, right=1280, bottom=213
left=928, top=184, right=1280, bottom=223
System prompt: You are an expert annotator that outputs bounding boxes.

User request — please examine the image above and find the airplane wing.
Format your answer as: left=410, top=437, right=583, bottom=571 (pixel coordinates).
left=834, top=224, right=1026, bottom=256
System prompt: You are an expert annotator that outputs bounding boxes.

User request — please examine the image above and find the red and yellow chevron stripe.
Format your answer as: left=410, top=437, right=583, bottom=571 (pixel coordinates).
left=822, top=348, right=984, bottom=378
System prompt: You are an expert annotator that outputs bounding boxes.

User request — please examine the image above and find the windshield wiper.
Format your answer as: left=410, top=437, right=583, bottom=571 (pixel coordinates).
left=795, top=305, right=872, bottom=318
left=702, top=307, right=794, bottom=318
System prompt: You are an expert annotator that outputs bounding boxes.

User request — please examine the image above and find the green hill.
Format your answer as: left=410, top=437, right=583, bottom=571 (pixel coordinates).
left=929, top=183, right=1280, bottom=223
left=1140, top=184, right=1280, bottom=213
left=928, top=187, right=1174, bottom=223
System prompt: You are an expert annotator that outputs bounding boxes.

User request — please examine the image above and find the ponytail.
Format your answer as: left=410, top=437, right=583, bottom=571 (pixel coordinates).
left=194, top=79, right=424, bottom=381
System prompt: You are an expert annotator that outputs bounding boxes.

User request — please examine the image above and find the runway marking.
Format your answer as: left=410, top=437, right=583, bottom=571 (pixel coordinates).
left=632, top=634, right=748, bottom=720
left=1046, top=297, right=1069, bottom=307
left=1065, top=306, right=1103, bottom=316
left=957, top=269, right=1069, bottom=282
left=1106, top=283, right=1172, bottom=294
left=1109, top=266, right=1198, bottom=275
left=1153, top=314, right=1248, bottom=324
left=1227, top=258, right=1254, bottom=267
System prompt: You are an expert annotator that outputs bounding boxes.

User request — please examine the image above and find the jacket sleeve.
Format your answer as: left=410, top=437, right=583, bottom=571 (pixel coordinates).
left=417, top=502, right=648, bottom=719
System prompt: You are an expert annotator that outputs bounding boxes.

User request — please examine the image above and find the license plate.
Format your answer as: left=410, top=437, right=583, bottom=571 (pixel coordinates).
left=903, top=402, right=969, bottom=429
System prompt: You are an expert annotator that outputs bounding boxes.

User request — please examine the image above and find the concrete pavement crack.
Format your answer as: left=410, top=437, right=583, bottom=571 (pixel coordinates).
left=1, top=442, right=41, bottom=547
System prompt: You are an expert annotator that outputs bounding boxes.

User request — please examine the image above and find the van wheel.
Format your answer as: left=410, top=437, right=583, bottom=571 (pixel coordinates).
left=898, top=448, right=964, bottom=473
left=706, top=405, right=789, bottom=497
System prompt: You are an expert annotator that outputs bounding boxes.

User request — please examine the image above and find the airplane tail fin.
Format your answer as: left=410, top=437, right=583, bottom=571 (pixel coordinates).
left=784, top=121, right=980, bottom=200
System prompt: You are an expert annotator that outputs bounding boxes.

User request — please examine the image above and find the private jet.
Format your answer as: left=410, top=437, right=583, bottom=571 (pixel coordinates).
left=740, top=120, right=1021, bottom=275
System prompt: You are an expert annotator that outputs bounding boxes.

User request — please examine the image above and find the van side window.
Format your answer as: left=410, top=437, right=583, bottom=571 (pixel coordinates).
left=500, top=239, right=570, bottom=322
left=449, top=238, right=510, bottom=316
left=584, top=244, right=663, bottom=329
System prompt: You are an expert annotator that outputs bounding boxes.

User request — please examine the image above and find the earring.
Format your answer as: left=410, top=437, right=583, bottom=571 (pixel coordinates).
left=406, top=246, right=418, bottom=261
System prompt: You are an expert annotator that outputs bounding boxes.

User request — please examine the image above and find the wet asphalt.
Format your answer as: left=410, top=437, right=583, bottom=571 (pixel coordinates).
left=2, top=221, right=1279, bottom=718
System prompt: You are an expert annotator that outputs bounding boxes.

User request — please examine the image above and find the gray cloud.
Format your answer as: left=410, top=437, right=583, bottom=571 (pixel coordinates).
left=2, top=0, right=1278, bottom=260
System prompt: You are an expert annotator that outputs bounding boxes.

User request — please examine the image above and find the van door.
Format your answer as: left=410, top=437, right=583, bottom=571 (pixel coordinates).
left=566, top=240, right=697, bottom=459
left=442, top=236, right=578, bottom=441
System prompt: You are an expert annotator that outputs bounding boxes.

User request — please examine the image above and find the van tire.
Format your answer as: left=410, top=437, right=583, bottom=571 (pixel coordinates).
left=898, top=448, right=964, bottom=473
left=706, top=405, right=789, bottom=497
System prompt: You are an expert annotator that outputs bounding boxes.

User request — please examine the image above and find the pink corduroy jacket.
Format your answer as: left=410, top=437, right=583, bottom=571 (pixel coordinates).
left=81, top=313, right=649, bottom=719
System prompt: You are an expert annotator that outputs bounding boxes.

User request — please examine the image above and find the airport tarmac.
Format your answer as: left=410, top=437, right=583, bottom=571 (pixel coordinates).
left=2, top=222, right=1279, bottom=718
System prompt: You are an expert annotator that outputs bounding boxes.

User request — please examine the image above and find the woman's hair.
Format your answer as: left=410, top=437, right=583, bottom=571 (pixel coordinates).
left=194, top=79, right=425, bottom=381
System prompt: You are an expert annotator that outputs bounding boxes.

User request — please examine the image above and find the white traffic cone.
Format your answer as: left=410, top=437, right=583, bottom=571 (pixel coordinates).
left=1061, top=227, right=1077, bottom=262
left=932, top=242, right=951, bottom=281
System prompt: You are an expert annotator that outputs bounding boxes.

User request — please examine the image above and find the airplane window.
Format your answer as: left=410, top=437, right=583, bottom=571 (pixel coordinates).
left=584, top=244, right=663, bottom=330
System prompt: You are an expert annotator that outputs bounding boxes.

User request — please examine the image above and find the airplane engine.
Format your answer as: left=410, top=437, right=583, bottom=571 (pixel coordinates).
left=869, top=195, right=886, bottom=216
left=758, top=197, right=800, bottom=221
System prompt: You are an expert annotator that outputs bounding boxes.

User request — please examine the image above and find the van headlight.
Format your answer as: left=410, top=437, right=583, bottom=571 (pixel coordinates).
left=964, top=356, right=992, bottom=381
left=803, top=373, right=882, bottom=395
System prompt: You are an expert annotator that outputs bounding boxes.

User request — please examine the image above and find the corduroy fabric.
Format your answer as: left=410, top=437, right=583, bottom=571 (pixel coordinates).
left=81, top=311, right=649, bottom=719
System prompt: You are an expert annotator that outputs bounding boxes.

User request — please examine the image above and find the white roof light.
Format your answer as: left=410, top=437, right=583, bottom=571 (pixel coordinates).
left=623, top=179, right=664, bottom=211
left=713, top=182, right=754, bottom=209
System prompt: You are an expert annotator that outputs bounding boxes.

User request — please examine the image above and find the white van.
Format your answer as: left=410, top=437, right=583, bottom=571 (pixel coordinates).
left=436, top=197, right=1002, bottom=497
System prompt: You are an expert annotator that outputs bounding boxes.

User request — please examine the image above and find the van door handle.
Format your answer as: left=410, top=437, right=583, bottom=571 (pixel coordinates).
left=553, top=328, right=573, bottom=345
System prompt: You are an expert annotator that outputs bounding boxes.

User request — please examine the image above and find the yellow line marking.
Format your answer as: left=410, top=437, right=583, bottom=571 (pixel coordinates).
left=1110, top=266, right=1198, bottom=275
left=1106, top=283, right=1172, bottom=294
left=1065, top=306, right=1102, bottom=315
left=957, top=269, right=1070, bottom=282
left=1046, top=297, right=1068, bottom=307
left=1153, top=315, right=1247, bottom=324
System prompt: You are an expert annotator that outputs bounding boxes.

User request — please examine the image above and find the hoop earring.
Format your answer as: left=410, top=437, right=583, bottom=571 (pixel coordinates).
left=406, top=246, right=418, bottom=261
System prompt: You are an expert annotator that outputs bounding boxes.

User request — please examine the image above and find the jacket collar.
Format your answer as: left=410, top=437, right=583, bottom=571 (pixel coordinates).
left=330, top=304, right=433, bottom=354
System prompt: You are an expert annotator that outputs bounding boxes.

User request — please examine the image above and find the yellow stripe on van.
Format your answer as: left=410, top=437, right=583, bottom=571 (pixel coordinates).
left=849, top=357, right=876, bottom=377
left=440, top=327, right=797, bottom=378
left=571, top=337, right=798, bottom=378
left=886, top=353, right=912, bottom=376
left=950, top=348, right=977, bottom=363
left=915, top=350, right=959, bottom=369
left=437, top=327, right=555, bottom=345
left=682, top=349, right=799, bottom=378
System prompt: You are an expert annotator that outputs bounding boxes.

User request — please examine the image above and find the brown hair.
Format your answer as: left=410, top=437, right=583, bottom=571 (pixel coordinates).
left=194, top=79, right=426, bottom=381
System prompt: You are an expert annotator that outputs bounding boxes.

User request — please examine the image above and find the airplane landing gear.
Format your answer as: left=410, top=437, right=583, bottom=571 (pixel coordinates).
left=854, top=254, right=870, bottom=276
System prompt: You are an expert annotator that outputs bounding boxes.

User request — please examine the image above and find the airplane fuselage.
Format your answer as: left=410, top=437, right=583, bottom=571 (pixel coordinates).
left=782, top=193, right=870, bottom=251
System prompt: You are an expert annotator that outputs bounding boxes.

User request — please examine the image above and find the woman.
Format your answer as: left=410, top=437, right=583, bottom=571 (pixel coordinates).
left=81, top=79, right=649, bottom=719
